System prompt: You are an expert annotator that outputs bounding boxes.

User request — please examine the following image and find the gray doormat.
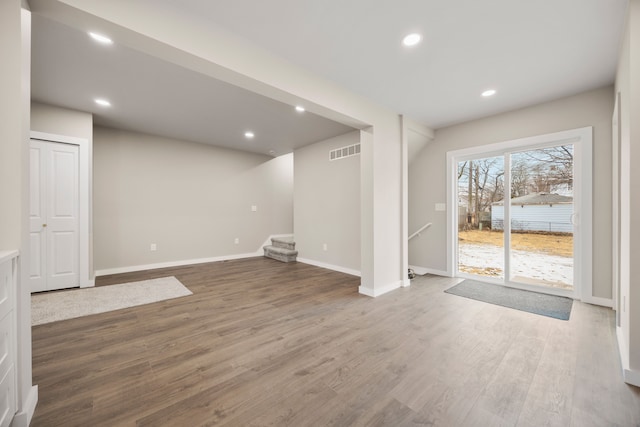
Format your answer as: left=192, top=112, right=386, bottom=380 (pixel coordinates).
left=445, top=279, right=573, bottom=320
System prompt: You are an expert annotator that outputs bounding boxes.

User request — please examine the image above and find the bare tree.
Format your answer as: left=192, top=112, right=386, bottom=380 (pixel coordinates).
left=519, top=145, right=573, bottom=193
left=458, top=161, right=467, bottom=179
left=458, top=157, right=504, bottom=229
left=511, top=160, right=529, bottom=197
left=468, top=161, right=473, bottom=225
left=457, top=145, right=573, bottom=230
left=489, top=171, right=505, bottom=205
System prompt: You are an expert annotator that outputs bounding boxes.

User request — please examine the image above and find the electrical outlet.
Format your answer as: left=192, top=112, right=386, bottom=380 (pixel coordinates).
left=435, top=203, right=446, bottom=211
left=323, top=243, right=328, bottom=251
left=234, top=238, right=239, bottom=244
left=150, top=243, right=157, bottom=251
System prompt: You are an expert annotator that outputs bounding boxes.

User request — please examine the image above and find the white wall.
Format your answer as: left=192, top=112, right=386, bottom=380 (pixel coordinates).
left=615, top=0, right=640, bottom=386
left=0, top=2, right=23, bottom=249
left=31, top=102, right=93, bottom=140
left=1, top=2, right=37, bottom=425
left=32, top=0, right=407, bottom=296
left=409, top=86, right=614, bottom=299
left=294, top=131, right=360, bottom=273
left=31, top=101, right=95, bottom=278
left=18, top=10, right=35, bottom=423
left=93, top=126, right=293, bottom=272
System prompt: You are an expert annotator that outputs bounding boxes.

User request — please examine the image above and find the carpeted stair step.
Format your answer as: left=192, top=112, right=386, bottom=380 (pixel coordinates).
left=271, top=238, right=296, bottom=250
left=263, top=244, right=298, bottom=263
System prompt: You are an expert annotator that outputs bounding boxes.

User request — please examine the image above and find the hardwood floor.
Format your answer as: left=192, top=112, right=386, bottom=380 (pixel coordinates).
left=31, top=258, right=640, bottom=426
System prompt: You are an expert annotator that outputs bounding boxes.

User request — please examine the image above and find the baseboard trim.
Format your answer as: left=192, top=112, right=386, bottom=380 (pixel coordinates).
left=12, top=385, right=38, bottom=427
left=623, top=368, right=640, bottom=387
left=358, top=280, right=402, bottom=298
left=616, top=326, right=629, bottom=369
left=409, top=265, right=450, bottom=277
left=581, top=295, right=613, bottom=308
left=615, top=326, right=640, bottom=387
left=95, top=252, right=261, bottom=277
left=95, top=234, right=294, bottom=277
left=296, top=258, right=361, bottom=277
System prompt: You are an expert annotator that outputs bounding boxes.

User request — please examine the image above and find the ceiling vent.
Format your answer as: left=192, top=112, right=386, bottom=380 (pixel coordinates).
left=330, top=143, right=360, bottom=161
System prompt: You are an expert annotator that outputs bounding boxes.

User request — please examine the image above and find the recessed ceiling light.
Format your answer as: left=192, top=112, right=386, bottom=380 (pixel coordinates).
left=88, top=32, right=113, bottom=45
left=244, top=131, right=255, bottom=139
left=402, top=33, right=422, bottom=47
left=295, top=106, right=305, bottom=113
left=482, top=89, right=497, bottom=97
left=94, top=98, right=111, bottom=107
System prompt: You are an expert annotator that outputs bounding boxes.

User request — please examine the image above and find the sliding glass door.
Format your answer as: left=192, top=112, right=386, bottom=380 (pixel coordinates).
left=457, top=155, right=505, bottom=280
left=509, top=145, right=574, bottom=290
left=449, top=128, right=591, bottom=298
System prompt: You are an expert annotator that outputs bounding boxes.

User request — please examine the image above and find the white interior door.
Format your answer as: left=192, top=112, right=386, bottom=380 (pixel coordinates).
left=30, top=139, right=80, bottom=293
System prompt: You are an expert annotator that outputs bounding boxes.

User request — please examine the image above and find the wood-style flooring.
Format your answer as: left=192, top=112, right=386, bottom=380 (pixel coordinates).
left=31, top=257, right=640, bottom=426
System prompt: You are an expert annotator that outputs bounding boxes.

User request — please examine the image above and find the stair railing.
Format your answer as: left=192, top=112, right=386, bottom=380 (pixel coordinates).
left=408, top=222, right=432, bottom=241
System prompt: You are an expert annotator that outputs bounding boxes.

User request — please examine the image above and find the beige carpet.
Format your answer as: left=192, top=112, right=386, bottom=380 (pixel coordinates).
left=31, top=276, right=192, bottom=326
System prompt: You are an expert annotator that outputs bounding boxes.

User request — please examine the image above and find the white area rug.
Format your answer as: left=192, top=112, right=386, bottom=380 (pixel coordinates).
left=31, top=276, right=192, bottom=326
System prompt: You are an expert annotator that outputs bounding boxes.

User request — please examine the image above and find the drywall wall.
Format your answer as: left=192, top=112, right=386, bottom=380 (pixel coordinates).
left=409, top=86, right=614, bottom=300
left=0, top=0, right=23, bottom=249
left=615, top=0, right=640, bottom=384
left=31, top=0, right=406, bottom=296
left=31, top=101, right=95, bottom=279
left=294, top=131, right=360, bottom=273
left=629, top=0, right=640, bottom=378
left=2, top=2, right=38, bottom=425
left=31, top=101, right=93, bottom=140
left=93, top=127, right=293, bottom=271
left=615, top=0, right=631, bottom=377
left=18, top=9, right=36, bottom=425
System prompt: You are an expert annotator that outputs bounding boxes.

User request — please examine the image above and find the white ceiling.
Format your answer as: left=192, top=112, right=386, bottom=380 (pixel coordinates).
left=31, top=0, right=628, bottom=154
left=167, top=0, right=627, bottom=129
left=30, top=15, right=355, bottom=157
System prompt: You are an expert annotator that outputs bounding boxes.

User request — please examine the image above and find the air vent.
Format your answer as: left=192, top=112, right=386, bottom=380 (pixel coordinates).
left=329, top=143, right=360, bottom=161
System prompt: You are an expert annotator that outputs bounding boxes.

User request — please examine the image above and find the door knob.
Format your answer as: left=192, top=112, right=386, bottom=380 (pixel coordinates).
left=42, top=224, right=47, bottom=228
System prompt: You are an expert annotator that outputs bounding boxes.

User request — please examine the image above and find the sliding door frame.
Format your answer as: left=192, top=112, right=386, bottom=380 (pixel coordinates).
left=446, top=127, right=593, bottom=301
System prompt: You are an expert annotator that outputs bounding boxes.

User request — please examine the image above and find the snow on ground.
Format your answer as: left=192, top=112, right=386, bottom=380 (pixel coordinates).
left=458, top=243, right=573, bottom=287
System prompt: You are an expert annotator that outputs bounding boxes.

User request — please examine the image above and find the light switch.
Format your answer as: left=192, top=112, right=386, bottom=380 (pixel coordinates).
left=251, top=205, right=257, bottom=212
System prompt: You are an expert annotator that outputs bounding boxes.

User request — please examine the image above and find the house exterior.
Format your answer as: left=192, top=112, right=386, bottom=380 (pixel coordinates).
left=491, top=192, right=573, bottom=233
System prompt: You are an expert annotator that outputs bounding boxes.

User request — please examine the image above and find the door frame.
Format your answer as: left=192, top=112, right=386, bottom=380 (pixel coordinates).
left=30, top=131, right=93, bottom=288
left=445, top=127, right=593, bottom=301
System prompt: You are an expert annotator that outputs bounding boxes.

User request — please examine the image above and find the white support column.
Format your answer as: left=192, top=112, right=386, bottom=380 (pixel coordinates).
left=0, top=2, right=38, bottom=426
